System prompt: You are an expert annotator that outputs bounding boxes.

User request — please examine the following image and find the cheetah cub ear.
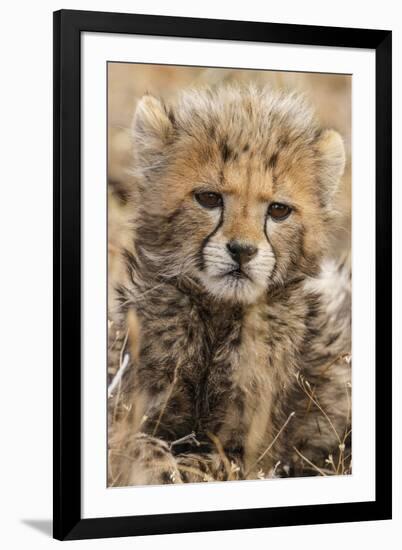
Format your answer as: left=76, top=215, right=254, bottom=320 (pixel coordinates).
left=316, top=129, right=346, bottom=202
left=132, top=95, right=174, bottom=155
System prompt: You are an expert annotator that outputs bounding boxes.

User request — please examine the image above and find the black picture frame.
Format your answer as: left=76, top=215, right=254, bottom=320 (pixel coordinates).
left=53, top=9, right=392, bottom=541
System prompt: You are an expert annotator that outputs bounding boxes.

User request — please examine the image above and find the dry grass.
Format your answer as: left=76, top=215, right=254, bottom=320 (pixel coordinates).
left=108, top=338, right=352, bottom=484
left=294, top=356, right=352, bottom=477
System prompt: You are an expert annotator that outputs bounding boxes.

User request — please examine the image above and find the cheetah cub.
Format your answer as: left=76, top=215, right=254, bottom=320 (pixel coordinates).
left=109, top=86, right=351, bottom=486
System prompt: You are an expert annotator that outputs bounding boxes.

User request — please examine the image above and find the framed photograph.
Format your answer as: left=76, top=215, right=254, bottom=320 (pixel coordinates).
left=53, top=9, right=392, bottom=541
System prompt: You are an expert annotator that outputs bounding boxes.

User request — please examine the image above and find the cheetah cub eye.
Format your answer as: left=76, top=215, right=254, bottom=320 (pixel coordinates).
left=268, top=202, right=292, bottom=222
left=194, top=191, right=223, bottom=209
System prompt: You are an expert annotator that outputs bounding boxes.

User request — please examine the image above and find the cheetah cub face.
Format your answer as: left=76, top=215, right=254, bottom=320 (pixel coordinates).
left=132, top=87, right=345, bottom=304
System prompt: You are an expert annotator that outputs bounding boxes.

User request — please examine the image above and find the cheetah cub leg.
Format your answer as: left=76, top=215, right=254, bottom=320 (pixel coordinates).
left=126, top=433, right=183, bottom=486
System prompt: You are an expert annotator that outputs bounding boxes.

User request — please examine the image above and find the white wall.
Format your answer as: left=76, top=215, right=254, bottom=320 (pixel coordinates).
left=0, top=0, right=400, bottom=548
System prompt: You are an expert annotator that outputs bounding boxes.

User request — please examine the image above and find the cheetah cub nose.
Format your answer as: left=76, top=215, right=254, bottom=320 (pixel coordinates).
left=226, top=241, right=258, bottom=265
